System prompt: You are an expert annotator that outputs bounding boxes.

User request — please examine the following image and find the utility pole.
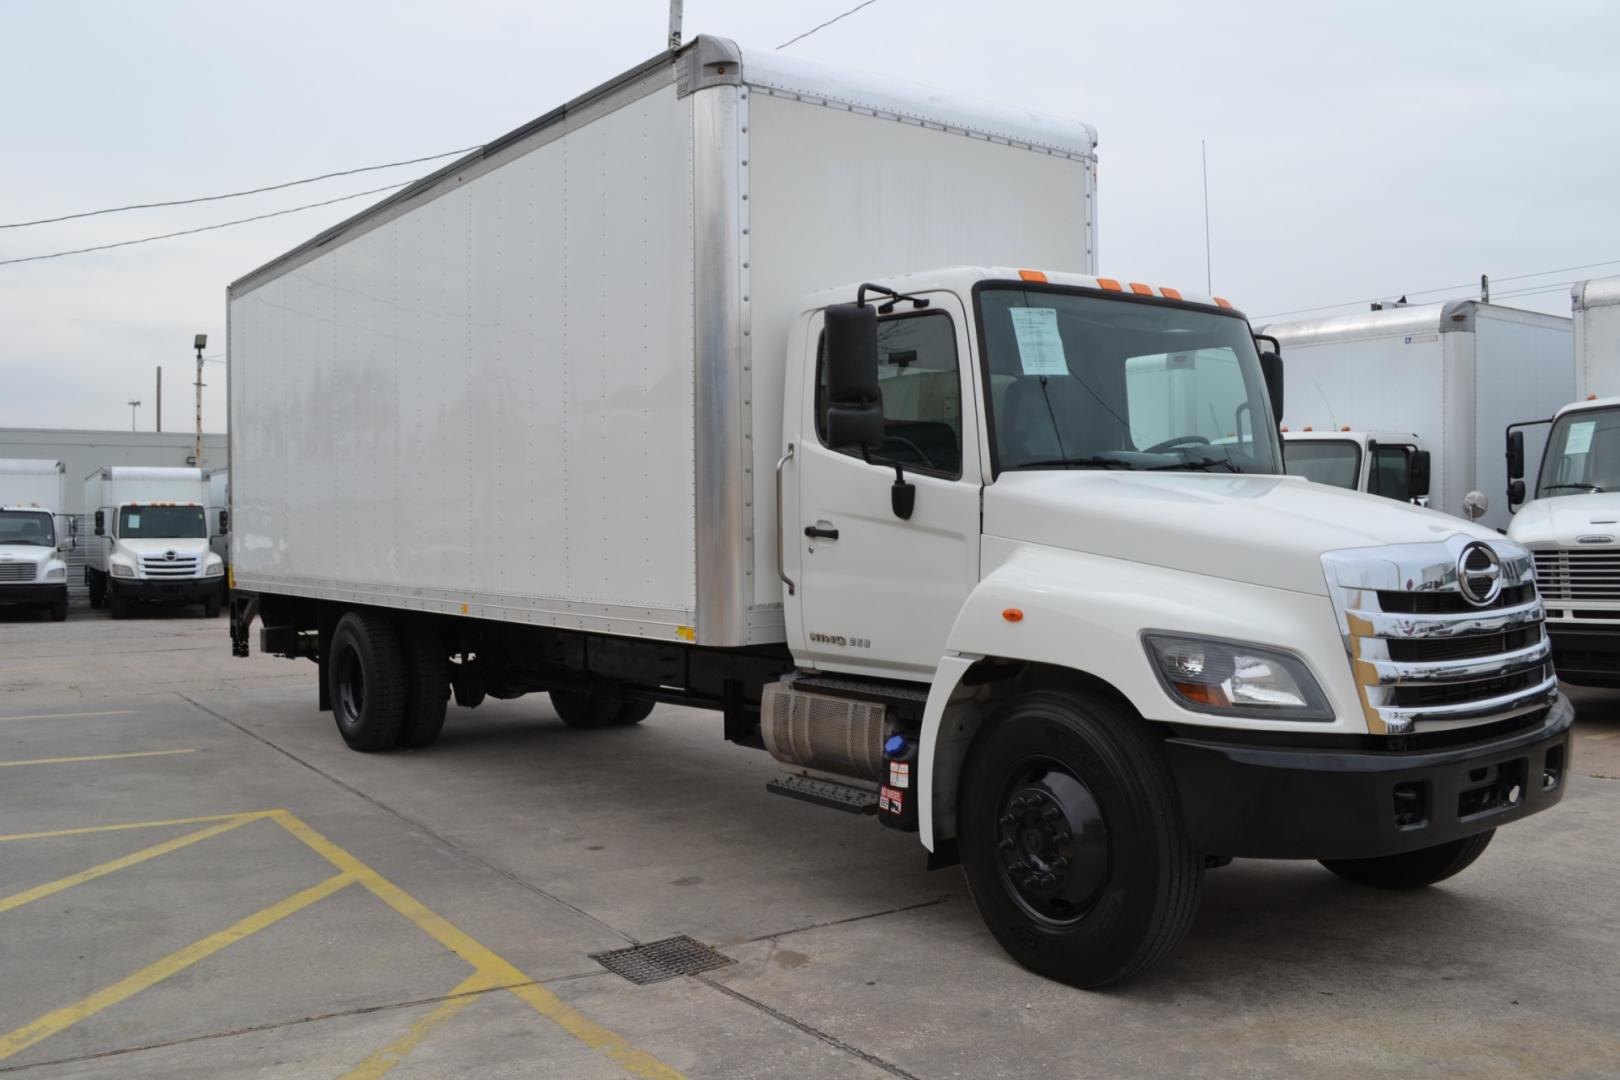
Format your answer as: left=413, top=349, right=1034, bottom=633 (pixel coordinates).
left=156, top=367, right=162, bottom=432
left=127, top=400, right=141, bottom=431
left=193, top=334, right=207, bottom=466
left=668, top=0, right=683, bottom=49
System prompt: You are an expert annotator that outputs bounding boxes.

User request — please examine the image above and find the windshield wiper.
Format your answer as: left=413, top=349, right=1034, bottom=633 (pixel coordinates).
left=1146, top=456, right=1239, bottom=473
left=1009, top=457, right=1133, bottom=470
left=1543, top=482, right=1603, bottom=493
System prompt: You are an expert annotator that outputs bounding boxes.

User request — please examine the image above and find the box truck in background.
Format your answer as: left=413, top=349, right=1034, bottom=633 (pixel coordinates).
left=1257, top=301, right=1572, bottom=529
left=84, top=466, right=225, bottom=618
left=1507, top=276, right=1620, bottom=683
left=207, top=466, right=231, bottom=604
left=1282, top=430, right=1431, bottom=505
left=228, top=36, right=1570, bottom=987
left=0, top=459, right=71, bottom=621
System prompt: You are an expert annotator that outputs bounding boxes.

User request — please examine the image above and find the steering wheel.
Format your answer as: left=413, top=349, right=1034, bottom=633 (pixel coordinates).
left=1143, top=435, right=1210, bottom=454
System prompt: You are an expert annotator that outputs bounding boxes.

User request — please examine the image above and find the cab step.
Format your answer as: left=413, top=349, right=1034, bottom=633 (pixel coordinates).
left=766, top=773, right=880, bottom=815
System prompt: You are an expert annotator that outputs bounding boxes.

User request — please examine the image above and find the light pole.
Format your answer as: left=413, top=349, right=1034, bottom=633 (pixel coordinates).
left=127, top=400, right=141, bottom=431
left=193, top=333, right=207, bottom=467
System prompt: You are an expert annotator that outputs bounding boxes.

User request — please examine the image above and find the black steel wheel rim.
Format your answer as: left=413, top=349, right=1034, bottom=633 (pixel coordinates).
left=338, top=649, right=365, bottom=724
left=993, top=756, right=1110, bottom=925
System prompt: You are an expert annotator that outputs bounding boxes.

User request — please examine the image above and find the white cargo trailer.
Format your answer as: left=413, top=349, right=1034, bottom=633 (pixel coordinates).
left=1506, top=276, right=1620, bottom=683
left=229, top=36, right=1570, bottom=988
left=84, top=466, right=225, bottom=617
left=0, top=459, right=71, bottom=620
left=1258, top=301, right=1572, bottom=530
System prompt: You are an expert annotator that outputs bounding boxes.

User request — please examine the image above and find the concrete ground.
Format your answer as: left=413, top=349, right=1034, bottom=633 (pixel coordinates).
left=0, top=606, right=1617, bottom=1080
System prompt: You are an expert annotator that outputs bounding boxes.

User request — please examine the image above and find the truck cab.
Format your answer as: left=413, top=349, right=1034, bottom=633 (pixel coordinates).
left=1282, top=430, right=1432, bottom=507
left=1507, top=395, right=1620, bottom=684
left=84, top=466, right=225, bottom=618
left=0, top=459, right=72, bottom=622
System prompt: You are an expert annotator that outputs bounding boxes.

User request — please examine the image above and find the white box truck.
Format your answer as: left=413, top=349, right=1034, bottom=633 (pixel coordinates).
left=1282, top=429, right=1432, bottom=506
left=1257, top=301, right=1573, bottom=529
left=228, top=36, right=1571, bottom=987
left=84, top=466, right=225, bottom=618
left=1506, top=275, right=1620, bottom=683
left=0, top=459, right=72, bottom=621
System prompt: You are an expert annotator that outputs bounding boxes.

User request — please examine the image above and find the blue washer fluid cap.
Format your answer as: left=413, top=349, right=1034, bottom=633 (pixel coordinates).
left=884, top=734, right=908, bottom=756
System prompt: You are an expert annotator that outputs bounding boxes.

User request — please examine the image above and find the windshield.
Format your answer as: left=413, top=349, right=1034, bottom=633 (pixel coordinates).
left=119, top=505, right=206, bottom=539
left=977, top=286, right=1282, bottom=475
left=0, top=510, right=54, bottom=546
left=1537, top=406, right=1620, bottom=497
left=1283, top=440, right=1361, bottom=489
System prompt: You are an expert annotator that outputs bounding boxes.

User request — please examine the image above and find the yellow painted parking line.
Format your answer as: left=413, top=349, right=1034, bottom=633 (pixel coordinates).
left=339, top=971, right=506, bottom=1080
left=272, top=811, right=686, bottom=1080
left=1581, top=728, right=1620, bottom=742
left=0, top=815, right=259, bottom=915
left=0, top=710, right=135, bottom=723
left=0, top=748, right=196, bottom=768
left=0, top=873, right=353, bottom=1062
left=0, top=811, right=273, bottom=844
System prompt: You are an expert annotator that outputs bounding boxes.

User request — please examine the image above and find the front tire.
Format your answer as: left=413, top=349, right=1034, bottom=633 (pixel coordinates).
left=1320, top=830, right=1494, bottom=890
left=959, top=690, right=1203, bottom=988
left=107, top=591, right=128, bottom=619
left=203, top=594, right=222, bottom=618
left=49, top=597, right=67, bottom=622
left=328, top=610, right=408, bottom=751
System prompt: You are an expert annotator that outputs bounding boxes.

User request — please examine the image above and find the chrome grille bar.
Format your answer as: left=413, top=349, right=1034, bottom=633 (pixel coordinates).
left=1345, top=597, right=1543, bottom=640
left=1356, top=637, right=1551, bottom=686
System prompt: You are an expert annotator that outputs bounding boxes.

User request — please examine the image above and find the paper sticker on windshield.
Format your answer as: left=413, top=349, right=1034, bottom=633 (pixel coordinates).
left=1009, top=308, right=1068, bottom=376
left=1566, top=420, right=1596, bottom=456
left=126, top=513, right=141, bottom=528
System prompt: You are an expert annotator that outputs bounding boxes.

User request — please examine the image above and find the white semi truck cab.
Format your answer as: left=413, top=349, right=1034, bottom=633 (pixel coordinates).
left=84, top=466, right=225, bottom=618
left=1282, top=429, right=1433, bottom=506
left=227, top=36, right=1572, bottom=988
left=0, top=459, right=72, bottom=621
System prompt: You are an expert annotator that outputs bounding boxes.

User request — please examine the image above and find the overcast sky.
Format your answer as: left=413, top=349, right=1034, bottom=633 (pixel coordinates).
left=2, top=0, right=1617, bottom=431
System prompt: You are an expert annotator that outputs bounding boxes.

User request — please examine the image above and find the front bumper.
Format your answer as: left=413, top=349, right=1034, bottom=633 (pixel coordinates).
left=1545, top=623, right=1620, bottom=682
left=1165, top=694, right=1574, bottom=860
left=113, top=578, right=218, bottom=602
left=0, top=583, right=67, bottom=606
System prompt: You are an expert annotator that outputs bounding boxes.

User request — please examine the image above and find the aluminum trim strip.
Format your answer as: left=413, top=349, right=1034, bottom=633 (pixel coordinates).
left=1372, top=674, right=1559, bottom=728
left=1346, top=597, right=1544, bottom=640
left=1357, top=637, right=1551, bottom=685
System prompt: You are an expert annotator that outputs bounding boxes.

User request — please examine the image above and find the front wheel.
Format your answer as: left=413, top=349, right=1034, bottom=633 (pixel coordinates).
left=959, top=690, right=1203, bottom=988
left=49, top=597, right=67, bottom=622
left=107, top=591, right=128, bottom=619
left=1320, top=830, right=1494, bottom=890
left=203, top=594, right=222, bottom=618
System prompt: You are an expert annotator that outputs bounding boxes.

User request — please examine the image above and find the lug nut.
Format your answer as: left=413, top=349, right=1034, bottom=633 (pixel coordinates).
left=1000, top=813, right=1017, bottom=826
left=1041, top=806, right=1060, bottom=822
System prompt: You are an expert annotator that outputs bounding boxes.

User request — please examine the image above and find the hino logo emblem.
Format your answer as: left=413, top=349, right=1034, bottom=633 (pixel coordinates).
left=1456, top=542, right=1503, bottom=607
left=1577, top=534, right=1614, bottom=544
left=164, top=551, right=178, bottom=561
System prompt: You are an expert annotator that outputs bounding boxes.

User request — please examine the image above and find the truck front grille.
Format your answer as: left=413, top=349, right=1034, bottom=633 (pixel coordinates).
left=139, top=555, right=199, bottom=578
left=1324, top=539, right=1556, bottom=735
left=1532, top=549, right=1620, bottom=602
left=0, top=561, right=39, bottom=582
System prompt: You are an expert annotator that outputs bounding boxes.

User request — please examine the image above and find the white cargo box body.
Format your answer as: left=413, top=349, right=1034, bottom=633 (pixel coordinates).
left=0, top=459, right=67, bottom=513
left=228, top=36, right=1097, bottom=646
left=1259, top=302, right=1572, bottom=530
left=1574, top=276, right=1620, bottom=400
left=85, top=466, right=209, bottom=516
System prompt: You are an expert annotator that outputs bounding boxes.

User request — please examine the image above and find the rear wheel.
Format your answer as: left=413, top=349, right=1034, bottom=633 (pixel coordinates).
left=397, top=620, right=449, bottom=748
left=958, top=690, right=1203, bottom=988
left=1320, top=830, right=1494, bottom=890
left=550, top=688, right=650, bottom=729
left=328, top=610, right=408, bottom=751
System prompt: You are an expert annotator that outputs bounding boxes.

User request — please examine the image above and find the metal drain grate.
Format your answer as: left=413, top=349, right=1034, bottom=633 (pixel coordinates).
left=590, top=935, right=735, bottom=985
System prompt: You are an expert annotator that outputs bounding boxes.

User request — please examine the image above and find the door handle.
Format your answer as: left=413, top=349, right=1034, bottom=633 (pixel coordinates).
left=776, top=443, right=796, bottom=596
left=804, top=525, right=840, bottom=540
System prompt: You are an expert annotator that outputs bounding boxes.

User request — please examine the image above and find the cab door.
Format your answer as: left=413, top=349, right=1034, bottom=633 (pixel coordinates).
left=789, top=293, right=983, bottom=679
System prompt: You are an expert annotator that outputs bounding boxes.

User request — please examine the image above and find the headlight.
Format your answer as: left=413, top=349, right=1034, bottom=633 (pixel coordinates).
left=46, top=567, right=66, bottom=581
left=1143, top=633, right=1333, bottom=722
left=203, top=561, right=224, bottom=577
left=110, top=563, right=135, bottom=579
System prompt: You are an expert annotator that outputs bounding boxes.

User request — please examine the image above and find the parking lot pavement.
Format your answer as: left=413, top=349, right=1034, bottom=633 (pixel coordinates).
left=2, top=606, right=1618, bottom=1079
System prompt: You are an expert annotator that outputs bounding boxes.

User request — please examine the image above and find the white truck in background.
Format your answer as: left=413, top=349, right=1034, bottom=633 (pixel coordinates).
left=0, top=459, right=72, bottom=621
left=1282, top=429, right=1431, bottom=506
left=227, top=36, right=1571, bottom=987
left=1258, top=301, right=1572, bottom=529
left=1507, top=276, right=1620, bottom=684
left=84, top=466, right=225, bottom=618
left=207, top=467, right=231, bottom=605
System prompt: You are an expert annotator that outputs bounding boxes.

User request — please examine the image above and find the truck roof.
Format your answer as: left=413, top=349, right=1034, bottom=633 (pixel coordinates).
left=230, top=35, right=1099, bottom=298
left=0, top=459, right=65, bottom=476
left=88, top=466, right=206, bottom=483
left=803, top=267, right=1238, bottom=316
left=1258, top=299, right=1569, bottom=345
left=1556, top=394, right=1620, bottom=419
left=1573, top=275, right=1620, bottom=312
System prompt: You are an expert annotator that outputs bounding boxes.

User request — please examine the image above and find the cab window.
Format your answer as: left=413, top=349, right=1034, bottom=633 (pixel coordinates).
left=816, top=311, right=962, bottom=478
left=1369, top=445, right=1413, bottom=502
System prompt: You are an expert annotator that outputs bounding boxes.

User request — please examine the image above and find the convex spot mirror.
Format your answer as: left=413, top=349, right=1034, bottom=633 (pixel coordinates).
left=1463, top=490, right=1489, bottom=521
left=823, top=303, right=883, bottom=452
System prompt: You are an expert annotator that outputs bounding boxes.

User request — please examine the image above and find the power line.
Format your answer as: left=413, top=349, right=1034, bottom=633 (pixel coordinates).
left=777, top=0, right=882, bottom=49
left=0, top=181, right=409, bottom=267
left=0, top=147, right=480, bottom=231
left=1255, top=256, right=1620, bottom=321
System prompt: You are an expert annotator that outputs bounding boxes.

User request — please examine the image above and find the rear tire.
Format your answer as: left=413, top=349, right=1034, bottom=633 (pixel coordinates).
left=397, top=620, right=449, bottom=748
left=1320, top=830, right=1494, bottom=890
left=328, top=610, right=409, bottom=751
left=958, top=690, right=1203, bottom=988
left=550, top=688, right=649, bottom=729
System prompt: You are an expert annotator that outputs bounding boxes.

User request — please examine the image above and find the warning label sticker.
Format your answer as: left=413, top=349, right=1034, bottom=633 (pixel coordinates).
left=888, top=761, right=911, bottom=789
left=879, top=786, right=905, bottom=814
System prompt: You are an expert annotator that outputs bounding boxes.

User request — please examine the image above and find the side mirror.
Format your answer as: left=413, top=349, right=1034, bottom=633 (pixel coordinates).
left=1258, top=350, right=1284, bottom=427
left=823, top=303, right=883, bottom=452
left=1409, top=450, right=1431, bottom=500
left=1509, top=479, right=1526, bottom=507
left=218, top=509, right=230, bottom=535
left=94, top=510, right=104, bottom=536
left=1507, top=429, right=1525, bottom=483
